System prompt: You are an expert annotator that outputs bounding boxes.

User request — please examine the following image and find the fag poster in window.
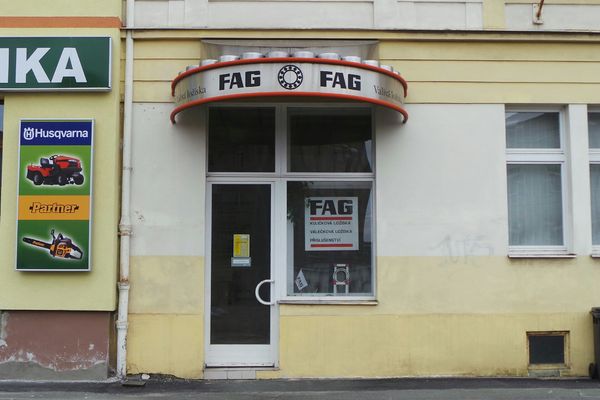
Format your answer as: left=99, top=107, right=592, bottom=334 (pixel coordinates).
left=304, top=197, right=358, bottom=251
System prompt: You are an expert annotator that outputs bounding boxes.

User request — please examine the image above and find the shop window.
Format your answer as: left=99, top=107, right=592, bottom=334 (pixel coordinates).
left=286, top=108, right=374, bottom=298
left=505, top=111, right=568, bottom=255
left=589, top=111, right=600, bottom=247
left=206, top=105, right=375, bottom=300
left=527, top=332, right=568, bottom=366
left=208, top=107, right=275, bottom=172
left=288, top=108, right=372, bottom=173
left=287, top=181, right=373, bottom=296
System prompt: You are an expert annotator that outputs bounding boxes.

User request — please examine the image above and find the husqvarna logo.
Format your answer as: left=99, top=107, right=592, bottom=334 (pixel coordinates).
left=22, top=126, right=89, bottom=140
left=23, top=127, right=35, bottom=141
left=278, top=65, right=303, bottom=90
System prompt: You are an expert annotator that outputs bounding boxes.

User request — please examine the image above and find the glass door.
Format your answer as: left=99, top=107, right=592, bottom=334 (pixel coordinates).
left=205, top=183, right=276, bottom=367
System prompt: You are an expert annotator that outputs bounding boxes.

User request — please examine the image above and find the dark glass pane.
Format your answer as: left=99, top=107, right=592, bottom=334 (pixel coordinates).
left=211, top=184, right=270, bottom=344
left=506, top=112, right=560, bottom=149
left=209, top=108, right=275, bottom=172
left=529, top=335, right=565, bottom=364
left=288, top=108, right=372, bottom=173
left=589, top=113, right=600, bottom=149
left=507, top=164, right=563, bottom=246
left=287, top=181, right=372, bottom=296
left=591, top=165, right=600, bottom=245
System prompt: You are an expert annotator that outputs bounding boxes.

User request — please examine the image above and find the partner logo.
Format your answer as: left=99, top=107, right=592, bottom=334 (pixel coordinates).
left=29, top=202, right=80, bottom=214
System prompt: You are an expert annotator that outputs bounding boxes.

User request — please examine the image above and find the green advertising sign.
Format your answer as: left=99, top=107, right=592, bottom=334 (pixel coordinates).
left=0, top=37, right=111, bottom=91
left=16, top=120, right=94, bottom=271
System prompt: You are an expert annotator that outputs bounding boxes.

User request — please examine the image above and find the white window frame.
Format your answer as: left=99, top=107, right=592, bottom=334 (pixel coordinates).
left=505, top=107, right=573, bottom=258
left=588, top=107, right=600, bottom=255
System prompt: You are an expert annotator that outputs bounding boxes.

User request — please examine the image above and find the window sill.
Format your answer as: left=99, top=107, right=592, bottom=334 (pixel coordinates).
left=591, top=253, right=600, bottom=258
left=508, top=253, right=576, bottom=259
left=278, top=299, right=378, bottom=306
left=528, top=363, right=569, bottom=370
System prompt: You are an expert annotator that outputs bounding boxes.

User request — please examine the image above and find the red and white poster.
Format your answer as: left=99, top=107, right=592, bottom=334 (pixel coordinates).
left=304, top=197, right=358, bottom=251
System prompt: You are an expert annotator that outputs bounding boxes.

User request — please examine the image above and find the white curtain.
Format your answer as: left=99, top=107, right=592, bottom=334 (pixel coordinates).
left=506, top=112, right=560, bottom=149
left=507, top=164, right=563, bottom=246
left=591, top=165, right=600, bottom=245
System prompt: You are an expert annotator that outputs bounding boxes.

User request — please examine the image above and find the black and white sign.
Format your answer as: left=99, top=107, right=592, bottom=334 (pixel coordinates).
left=171, top=58, right=407, bottom=123
left=304, top=197, right=358, bottom=251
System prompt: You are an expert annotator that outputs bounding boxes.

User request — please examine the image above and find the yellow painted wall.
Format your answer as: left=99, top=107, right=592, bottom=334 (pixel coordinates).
left=128, top=256, right=204, bottom=315
left=261, top=256, right=600, bottom=378
left=127, top=256, right=204, bottom=378
left=259, top=313, right=590, bottom=378
left=128, top=314, right=204, bottom=379
left=129, top=35, right=600, bottom=105
left=0, top=28, right=121, bottom=310
left=124, top=254, right=600, bottom=378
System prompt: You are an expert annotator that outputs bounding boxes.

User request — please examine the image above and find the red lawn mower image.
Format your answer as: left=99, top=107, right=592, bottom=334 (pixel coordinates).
left=26, top=155, right=84, bottom=186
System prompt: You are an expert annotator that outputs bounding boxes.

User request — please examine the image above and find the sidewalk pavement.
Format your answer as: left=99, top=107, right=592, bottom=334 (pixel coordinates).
left=1, top=377, right=600, bottom=399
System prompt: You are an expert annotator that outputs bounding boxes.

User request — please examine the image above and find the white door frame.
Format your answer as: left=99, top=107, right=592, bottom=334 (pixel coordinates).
left=204, top=179, right=280, bottom=367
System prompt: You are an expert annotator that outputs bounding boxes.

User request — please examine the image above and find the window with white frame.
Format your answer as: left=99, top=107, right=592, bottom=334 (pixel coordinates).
left=206, top=105, right=375, bottom=300
left=505, top=110, right=568, bottom=255
left=588, top=111, right=600, bottom=248
left=286, top=108, right=374, bottom=297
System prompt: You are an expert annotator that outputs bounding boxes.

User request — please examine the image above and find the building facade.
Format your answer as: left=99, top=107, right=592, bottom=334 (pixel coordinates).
left=1, top=0, right=600, bottom=380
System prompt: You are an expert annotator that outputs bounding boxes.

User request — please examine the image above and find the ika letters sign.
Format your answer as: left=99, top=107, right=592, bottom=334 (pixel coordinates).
left=16, top=120, right=94, bottom=271
left=0, top=37, right=111, bottom=91
left=305, top=197, right=358, bottom=251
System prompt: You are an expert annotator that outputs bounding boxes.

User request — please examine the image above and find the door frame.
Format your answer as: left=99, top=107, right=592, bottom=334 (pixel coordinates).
left=204, top=179, right=280, bottom=368
left=203, top=102, right=376, bottom=367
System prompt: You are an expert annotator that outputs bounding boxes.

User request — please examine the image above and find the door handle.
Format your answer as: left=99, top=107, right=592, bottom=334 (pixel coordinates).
left=255, top=279, right=275, bottom=306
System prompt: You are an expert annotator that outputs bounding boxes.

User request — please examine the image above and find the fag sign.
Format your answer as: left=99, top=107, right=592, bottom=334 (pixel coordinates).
left=304, top=197, right=358, bottom=251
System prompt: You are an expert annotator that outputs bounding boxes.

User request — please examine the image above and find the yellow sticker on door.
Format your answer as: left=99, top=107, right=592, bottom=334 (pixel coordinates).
left=233, top=234, right=250, bottom=258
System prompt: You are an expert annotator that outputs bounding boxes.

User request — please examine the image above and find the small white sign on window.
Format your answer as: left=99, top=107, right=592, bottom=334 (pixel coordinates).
left=295, top=269, right=308, bottom=291
left=304, top=197, right=358, bottom=251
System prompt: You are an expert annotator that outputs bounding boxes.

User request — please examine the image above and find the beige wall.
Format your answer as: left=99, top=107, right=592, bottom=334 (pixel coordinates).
left=128, top=34, right=600, bottom=105
left=125, top=33, right=600, bottom=378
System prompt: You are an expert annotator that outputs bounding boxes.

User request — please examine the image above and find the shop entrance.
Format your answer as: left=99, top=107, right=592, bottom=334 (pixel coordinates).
left=204, top=105, right=375, bottom=367
left=205, top=183, right=277, bottom=366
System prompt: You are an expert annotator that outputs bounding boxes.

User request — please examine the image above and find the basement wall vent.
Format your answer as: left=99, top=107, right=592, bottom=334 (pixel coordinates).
left=527, top=331, right=568, bottom=366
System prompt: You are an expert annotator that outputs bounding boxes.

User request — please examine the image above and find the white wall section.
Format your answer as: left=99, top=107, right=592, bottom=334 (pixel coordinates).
left=130, top=103, right=206, bottom=257
left=134, top=0, right=483, bottom=30
left=376, top=104, right=508, bottom=257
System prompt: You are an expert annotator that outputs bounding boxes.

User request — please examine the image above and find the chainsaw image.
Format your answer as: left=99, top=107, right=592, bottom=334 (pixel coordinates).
left=22, top=229, right=83, bottom=260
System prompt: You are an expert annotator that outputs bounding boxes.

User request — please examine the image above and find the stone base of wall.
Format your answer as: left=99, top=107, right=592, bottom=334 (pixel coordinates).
left=0, top=311, right=113, bottom=380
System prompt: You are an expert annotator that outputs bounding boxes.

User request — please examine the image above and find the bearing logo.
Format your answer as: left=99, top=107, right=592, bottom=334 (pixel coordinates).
left=278, top=65, right=303, bottom=90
